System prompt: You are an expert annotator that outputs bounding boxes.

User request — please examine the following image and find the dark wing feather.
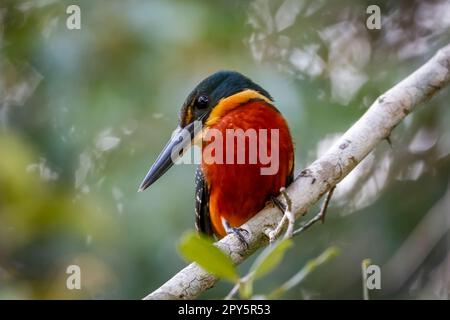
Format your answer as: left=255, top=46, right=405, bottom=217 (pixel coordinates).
left=287, top=162, right=294, bottom=186
left=194, top=167, right=213, bottom=236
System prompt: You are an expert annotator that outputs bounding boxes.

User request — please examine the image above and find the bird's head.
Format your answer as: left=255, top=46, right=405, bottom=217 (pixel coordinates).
left=138, top=70, right=273, bottom=191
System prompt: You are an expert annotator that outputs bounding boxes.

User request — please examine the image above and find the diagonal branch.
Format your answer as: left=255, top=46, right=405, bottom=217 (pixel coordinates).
left=143, top=43, right=450, bottom=300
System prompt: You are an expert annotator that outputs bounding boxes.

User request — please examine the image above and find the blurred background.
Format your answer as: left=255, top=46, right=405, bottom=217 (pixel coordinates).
left=1, top=0, right=450, bottom=299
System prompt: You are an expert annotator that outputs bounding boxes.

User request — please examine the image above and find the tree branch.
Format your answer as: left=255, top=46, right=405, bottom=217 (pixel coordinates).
left=143, top=43, right=450, bottom=300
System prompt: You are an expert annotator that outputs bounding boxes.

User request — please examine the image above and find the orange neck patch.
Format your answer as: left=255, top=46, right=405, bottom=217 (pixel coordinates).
left=205, top=89, right=273, bottom=127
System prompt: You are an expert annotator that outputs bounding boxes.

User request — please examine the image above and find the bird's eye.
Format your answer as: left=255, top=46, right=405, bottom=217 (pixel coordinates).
left=196, top=95, right=209, bottom=109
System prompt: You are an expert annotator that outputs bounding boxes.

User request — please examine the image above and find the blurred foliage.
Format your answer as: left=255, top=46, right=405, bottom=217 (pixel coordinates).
left=0, top=0, right=450, bottom=299
left=179, top=233, right=337, bottom=299
left=250, top=239, right=293, bottom=281
left=0, top=131, right=119, bottom=298
left=267, top=246, right=339, bottom=299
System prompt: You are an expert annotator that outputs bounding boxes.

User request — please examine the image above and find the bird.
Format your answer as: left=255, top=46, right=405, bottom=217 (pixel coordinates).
left=138, top=71, right=294, bottom=243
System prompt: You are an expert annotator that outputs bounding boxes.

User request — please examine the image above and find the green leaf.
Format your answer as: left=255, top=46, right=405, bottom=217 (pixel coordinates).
left=178, top=231, right=238, bottom=282
left=239, top=281, right=253, bottom=299
left=250, top=239, right=293, bottom=280
left=268, top=246, right=340, bottom=299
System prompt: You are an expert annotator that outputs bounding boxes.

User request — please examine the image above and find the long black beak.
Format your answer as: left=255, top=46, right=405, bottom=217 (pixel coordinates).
left=138, top=121, right=198, bottom=192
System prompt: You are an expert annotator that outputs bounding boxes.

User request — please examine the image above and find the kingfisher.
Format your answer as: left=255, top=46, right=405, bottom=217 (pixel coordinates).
left=139, top=71, right=294, bottom=243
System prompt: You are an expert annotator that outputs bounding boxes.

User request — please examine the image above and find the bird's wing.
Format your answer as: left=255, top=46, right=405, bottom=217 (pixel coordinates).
left=287, top=160, right=294, bottom=186
left=195, top=167, right=214, bottom=236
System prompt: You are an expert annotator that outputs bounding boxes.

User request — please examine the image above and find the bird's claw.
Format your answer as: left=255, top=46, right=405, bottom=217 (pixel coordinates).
left=228, top=227, right=249, bottom=249
left=221, top=217, right=249, bottom=249
left=270, top=195, right=286, bottom=213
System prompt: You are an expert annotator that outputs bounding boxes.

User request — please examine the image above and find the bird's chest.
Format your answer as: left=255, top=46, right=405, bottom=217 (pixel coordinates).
left=200, top=103, right=293, bottom=235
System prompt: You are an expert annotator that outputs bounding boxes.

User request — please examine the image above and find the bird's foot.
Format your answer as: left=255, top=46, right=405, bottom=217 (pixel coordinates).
left=221, top=217, right=249, bottom=249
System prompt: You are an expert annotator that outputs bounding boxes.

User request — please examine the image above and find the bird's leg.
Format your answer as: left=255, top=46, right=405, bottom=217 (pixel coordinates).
left=293, top=186, right=335, bottom=236
left=221, top=217, right=249, bottom=249
left=279, top=188, right=295, bottom=239
left=267, top=188, right=295, bottom=241
left=270, top=195, right=286, bottom=213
